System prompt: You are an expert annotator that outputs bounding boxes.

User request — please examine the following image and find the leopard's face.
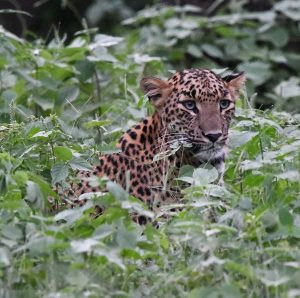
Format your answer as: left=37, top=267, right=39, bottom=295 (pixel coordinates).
left=141, top=68, right=246, bottom=161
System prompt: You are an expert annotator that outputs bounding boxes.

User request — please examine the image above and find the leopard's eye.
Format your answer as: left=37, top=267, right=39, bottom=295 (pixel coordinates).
left=219, top=99, right=231, bottom=109
left=182, top=100, right=196, bottom=110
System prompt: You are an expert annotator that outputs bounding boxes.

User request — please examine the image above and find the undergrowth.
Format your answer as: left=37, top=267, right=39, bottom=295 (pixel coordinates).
left=1, top=3, right=300, bottom=298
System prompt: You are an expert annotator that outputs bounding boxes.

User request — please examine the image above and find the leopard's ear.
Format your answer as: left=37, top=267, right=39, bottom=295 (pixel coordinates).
left=140, top=77, right=172, bottom=108
left=223, top=72, right=246, bottom=99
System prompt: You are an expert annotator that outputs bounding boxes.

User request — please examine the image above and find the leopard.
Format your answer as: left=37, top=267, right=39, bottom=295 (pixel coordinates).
left=64, top=68, right=245, bottom=220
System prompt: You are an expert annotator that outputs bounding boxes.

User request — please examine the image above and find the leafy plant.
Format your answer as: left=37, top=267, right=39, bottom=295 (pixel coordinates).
left=124, top=1, right=300, bottom=111
left=0, top=2, right=300, bottom=297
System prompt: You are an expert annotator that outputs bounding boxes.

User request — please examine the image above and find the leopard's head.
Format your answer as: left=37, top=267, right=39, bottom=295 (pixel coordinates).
left=140, top=68, right=246, bottom=161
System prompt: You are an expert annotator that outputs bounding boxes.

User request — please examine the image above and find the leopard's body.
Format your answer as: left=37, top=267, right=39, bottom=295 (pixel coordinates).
left=66, top=68, right=245, bottom=212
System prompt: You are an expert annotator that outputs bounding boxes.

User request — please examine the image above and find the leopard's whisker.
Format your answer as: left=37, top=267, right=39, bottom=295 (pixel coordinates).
left=156, top=133, right=187, bottom=141
left=153, top=138, right=189, bottom=152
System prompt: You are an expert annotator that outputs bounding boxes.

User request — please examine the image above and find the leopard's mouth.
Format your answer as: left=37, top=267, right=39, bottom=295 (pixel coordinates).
left=170, top=137, right=226, bottom=154
left=190, top=141, right=226, bottom=154
left=191, top=144, right=213, bottom=154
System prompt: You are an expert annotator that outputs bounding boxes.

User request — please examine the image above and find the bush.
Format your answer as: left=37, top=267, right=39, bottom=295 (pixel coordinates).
left=0, top=2, right=300, bottom=297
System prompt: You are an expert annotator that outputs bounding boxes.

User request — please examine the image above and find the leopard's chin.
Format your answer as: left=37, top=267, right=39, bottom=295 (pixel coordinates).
left=192, top=144, right=227, bottom=162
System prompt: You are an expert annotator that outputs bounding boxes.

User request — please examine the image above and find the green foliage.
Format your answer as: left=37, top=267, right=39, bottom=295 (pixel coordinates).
left=0, top=2, right=300, bottom=297
left=123, top=2, right=300, bottom=111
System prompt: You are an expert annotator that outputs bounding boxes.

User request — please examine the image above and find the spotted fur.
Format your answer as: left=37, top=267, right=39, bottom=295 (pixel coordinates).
left=65, top=68, right=245, bottom=214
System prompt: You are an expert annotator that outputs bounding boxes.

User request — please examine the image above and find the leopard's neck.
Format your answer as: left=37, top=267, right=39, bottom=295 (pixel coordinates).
left=117, top=112, right=166, bottom=160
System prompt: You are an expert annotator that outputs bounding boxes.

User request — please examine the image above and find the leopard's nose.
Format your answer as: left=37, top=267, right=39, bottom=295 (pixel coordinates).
left=204, top=132, right=222, bottom=143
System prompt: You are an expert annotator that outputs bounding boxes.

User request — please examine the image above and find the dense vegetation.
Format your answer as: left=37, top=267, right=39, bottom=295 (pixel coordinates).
left=0, top=2, right=300, bottom=297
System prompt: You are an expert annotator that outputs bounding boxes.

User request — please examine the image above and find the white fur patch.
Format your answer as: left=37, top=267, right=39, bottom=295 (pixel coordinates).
left=194, top=146, right=227, bottom=163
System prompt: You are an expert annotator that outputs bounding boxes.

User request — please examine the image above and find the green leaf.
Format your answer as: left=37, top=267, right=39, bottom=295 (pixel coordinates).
left=29, top=173, right=58, bottom=200
left=178, top=167, right=219, bottom=186
left=27, top=236, right=56, bottom=257
left=201, top=44, right=223, bottom=58
left=189, top=287, right=219, bottom=298
left=53, top=146, right=73, bottom=161
left=257, top=269, right=290, bottom=287
left=276, top=170, right=300, bottom=182
left=107, top=181, right=128, bottom=201
left=116, top=224, right=137, bottom=248
left=133, top=53, right=161, bottom=64
left=275, top=1, right=300, bottom=21
left=279, top=208, right=293, bottom=226
left=0, top=247, right=11, bottom=268
left=261, top=211, right=278, bottom=232
left=75, top=59, right=95, bottom=81
left=2, top=224, right=23, bottom=241
left=259, top=26, right=289, bottom=47
left=274, top=78, right=300, bottom=99
left=71, top=238, right=99, bottom=253
left=54, top=200, right=94, bottom=224
left=31, top=130, right=53, bottom=139
left=193, top=167, right=219, bottom=185
left=238, top=61, right=271, bottom=85
left=89, top=34, right=123, bottom=50
left=51, top=163, right=69, bottom=184
left=83, top=120, right=112, bottom=129
left=187, top=44, right=203, bottom=58
left=220, top=285, right=242, bottom=298
left=229, top=131, right=258, bottom=148
left=24, top=181, right=45, bottom=209
left=57, top=86, right=79, bottom=106
left=70, top=157, right=92, bottom=171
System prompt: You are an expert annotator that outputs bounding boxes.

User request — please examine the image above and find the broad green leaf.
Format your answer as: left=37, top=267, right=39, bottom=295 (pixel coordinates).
left=70, top=157, right=92, bottom=171
left=229, top=131, right=258, bottom=148
left=238, top=61, right=271, bottom=85
left=116, top=225, right=137, bottom=248
left=121, top=200, right=154, bottom=219
left=51, top=163, right=69, bottom=184
left=275, top=1, right=300, bottom=21
left=187, top=44, right=203, bottom=58
left=93, top=224, right=115, bottom=240
left=219, top=285, right=242, bottom=298
left=275, top=78, right=300, bottom=99
left=57, top=86, right=79, bottom=106
left=202, top=44, right=223, bottom=58
left=71, top=238, right=99, bottom=253
left=2, top=224, right=23, bottom=241
left=203, top=184, right=232, bottom=198
left=83, top=120, right=112, bottom=129
left=75, top=59, right=95, bottom=81
left=24, top=181, right=44, bottom=209
left=259, top=26, right=289, bottom=48
left=107, top=181, right=128, bottom=201
left=53, top=146, right=73, bottom=161
left=31, top=130, right=53, bottom=139
left=54, top=200, right=94, bottom=224
left=189, top=287, right=219, bottom=298
left=93, top=247, right=125, bottom=270
left=193, top=167, right=219, bottom=186
left=279, top=207, right=294, bottom=226
left=276, top=170, right=300, bottom=182
left=261, top=211, right=278, bottom=232
left=89, top=34, right=123, bottom=50
left=27, top=236, right=56, bottom=256
left=178, top=167, right=218, bottom=186
left=33, top=97, right=54, bottom=111
left=0, top=247, right=11, bottom=268
left=256, top=269, right=290, bottom=287
left=133, top=53, right=161, bottom=64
